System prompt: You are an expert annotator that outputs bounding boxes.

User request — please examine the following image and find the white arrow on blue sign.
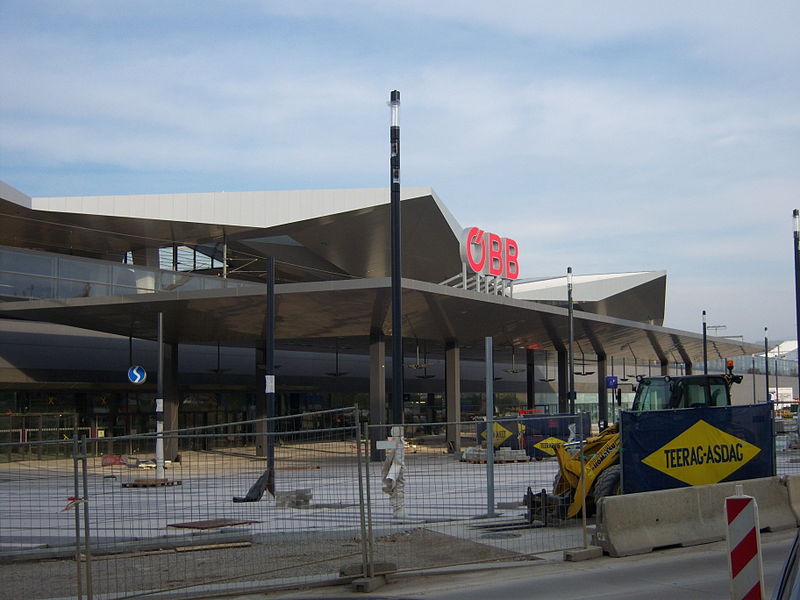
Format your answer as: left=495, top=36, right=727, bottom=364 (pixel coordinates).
left=128, top=365, right=147, bottom=385
left=606, top=375, right=619, bottom=389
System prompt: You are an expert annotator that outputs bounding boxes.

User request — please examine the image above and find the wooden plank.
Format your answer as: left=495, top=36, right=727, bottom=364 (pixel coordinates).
left=167, top=518, right=258, bottom=530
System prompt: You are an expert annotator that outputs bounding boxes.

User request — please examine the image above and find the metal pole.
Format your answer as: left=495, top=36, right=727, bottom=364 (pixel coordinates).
left=752, top=356, right=756, bottom=404
left=775, top=351, right=779, bottom=402
left=702, top=310, right=708, bottom=376
left=156, top=311, right=165, bottom=480
left=80, top=436, right=94, bottom=600
left=389, top=90, right=404, bottom=426
left=567, top=267, right=575, bottom=414
left=485, top=336, right=495, bottom=518
left=354, top=413, right=370, bottom=578
left=794, top=209, right=800, bottom=401
left=579, top=414, right=588, bottom=548
left=266, top=256, right=276, bottom=476
left=362, top=422, right=375, bottom=573
left=72, top=437, right=84, bottom=600
left=765, top=327, right=770, bottom=402
left=223, top=233, right=228, bottom=279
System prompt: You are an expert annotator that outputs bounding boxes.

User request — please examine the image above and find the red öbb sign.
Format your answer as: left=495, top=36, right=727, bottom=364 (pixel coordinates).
left=460, top=227, right=520, bottom=280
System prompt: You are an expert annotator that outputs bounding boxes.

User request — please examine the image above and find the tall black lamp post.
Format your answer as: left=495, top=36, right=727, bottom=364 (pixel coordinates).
left=567, top=267, right=575, bottom=414
left=702, top=310, right=708, bottom=376
left=793, top=209, right=800, bottom=400
left=765, top=327, right=770, bottom=403
left=389, top=90, right=403, bottom=425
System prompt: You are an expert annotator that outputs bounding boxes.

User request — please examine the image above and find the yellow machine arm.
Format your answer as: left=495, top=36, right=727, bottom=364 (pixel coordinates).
left=554, top=425, right=621, bottom=518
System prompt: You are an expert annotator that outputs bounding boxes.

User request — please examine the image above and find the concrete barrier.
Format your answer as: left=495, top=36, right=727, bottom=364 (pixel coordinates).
left=784, top=475, right=800, bottom=523
left=594, top=476, right=797, bottom=557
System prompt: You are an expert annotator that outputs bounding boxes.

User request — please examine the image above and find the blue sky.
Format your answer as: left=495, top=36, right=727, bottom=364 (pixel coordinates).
left=1, top=1, right=799, bottom=343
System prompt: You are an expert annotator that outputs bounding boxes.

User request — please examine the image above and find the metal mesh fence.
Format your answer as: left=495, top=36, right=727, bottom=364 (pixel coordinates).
left=775, top=417, right=800, bottom=477
left=14, top=409, right=798, bottom=598
left=363, top=415, right=589, bottom=575
left=0, top=408, right=365, bottom=600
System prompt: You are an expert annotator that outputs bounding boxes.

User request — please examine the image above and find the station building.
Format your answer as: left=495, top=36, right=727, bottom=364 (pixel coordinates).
left=0, top=180, right=760, bottom=455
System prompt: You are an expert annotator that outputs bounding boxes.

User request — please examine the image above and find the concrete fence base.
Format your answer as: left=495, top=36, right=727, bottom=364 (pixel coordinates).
left=594, top=476, right=798, bottom=557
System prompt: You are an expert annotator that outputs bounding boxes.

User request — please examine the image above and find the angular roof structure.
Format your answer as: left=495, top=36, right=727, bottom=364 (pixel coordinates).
left=0, top=181, right=760, bottom=363
left=515, top=271, right=667, bottom=326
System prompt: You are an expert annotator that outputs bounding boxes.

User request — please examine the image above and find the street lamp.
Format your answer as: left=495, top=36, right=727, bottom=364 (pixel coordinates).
left=389, top=90, right=403, bottom=425
left=765, top=327, right=770, bottom=402
left=793, top=209, right=800, bottom=400
left=567, top=267, right=575, bottom=414
left=702, top=310, right=708, bottom=376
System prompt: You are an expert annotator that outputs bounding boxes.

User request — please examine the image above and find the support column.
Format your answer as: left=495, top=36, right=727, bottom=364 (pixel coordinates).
left=369, top=331, right=386, bottom=461
left=685, top=362, right=693, bottom=375
left=163, top=342, right=180, bottom=461
left=557, top=350, right=568, bottom=413
left=132, top=247, right=160, bottom=290
left=445, top=342, right=461, bottom=453
left=525, top=349, right=536, bottom=409
left=596, top=354, right=608, bottom=428
left=660, top=361, right=669, bottom=376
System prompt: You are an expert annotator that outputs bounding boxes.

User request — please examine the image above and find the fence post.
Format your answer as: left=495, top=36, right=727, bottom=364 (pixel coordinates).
left=37, top=414, right=43, bottom=460
left=71, top=437, right=84, bottom=600
left=80, top=436, right=94, bottom=600
left=579, top=413, right=588, bottom=548
left=363, top=422, right=375, bottom=573
left=355, top=415, right=372, bottom=578
left=485, top=336, right=495, bottom=518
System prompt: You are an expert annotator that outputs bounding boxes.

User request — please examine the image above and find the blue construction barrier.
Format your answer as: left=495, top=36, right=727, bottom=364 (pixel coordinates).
left=620, top=403, right=774, bottom=494
left=475, top=413, right=592, bottom=459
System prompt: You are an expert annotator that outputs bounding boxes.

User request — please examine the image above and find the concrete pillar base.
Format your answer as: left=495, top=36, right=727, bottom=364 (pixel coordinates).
left=563, top=546, right=603, bottom=561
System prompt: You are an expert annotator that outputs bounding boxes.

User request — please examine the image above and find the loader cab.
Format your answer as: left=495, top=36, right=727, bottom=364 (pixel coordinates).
left=632, top=375, right=732, bottom=412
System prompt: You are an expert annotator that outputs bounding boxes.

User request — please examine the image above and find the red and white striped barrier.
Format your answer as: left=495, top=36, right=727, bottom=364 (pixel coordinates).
left=726, top=486, right=765, bottom=600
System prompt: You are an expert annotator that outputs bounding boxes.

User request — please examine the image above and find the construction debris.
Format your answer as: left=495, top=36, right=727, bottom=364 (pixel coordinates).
left=460, top=446, right=530, bottom=464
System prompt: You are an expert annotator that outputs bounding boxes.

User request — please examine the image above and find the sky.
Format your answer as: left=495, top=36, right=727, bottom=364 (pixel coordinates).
left=1, top=1, right=799, bottom=344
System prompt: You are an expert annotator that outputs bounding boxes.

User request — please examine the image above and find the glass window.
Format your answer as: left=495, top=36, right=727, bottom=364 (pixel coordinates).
left=0, top=248, right=55, bottom=276
left=709, top=381, right=728, bottom=407
left=0, top=272, right=55, bottom=299
left=675, top=379, right=728, bottom=408
left=171, top=275, right=204, bottom=292
left=111, top=285, right=153, bottom=296
left=681, top=382, right=707, bottom=408
left=112, top=265, right=139, bottom=287
left=634, top=379, right=671, bottom=411
left=113, top=265, right=156, bottom=290
left=160, top=271, right=199, bottom=292
left=57, top=280, right=110, bottom=298
left=59, top=258, right=110, bottom=284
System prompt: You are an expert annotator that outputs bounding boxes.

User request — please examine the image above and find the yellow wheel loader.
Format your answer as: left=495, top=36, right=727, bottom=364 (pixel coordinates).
left=540, top=361, right=743, bottom=520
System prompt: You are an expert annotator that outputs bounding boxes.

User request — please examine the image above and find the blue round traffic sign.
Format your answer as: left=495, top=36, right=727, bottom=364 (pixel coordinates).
left=128, top=365, right=147, bottom=385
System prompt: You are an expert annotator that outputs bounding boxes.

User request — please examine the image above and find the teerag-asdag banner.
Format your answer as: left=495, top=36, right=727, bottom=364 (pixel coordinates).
left=620, top=403, right=774, bottom=494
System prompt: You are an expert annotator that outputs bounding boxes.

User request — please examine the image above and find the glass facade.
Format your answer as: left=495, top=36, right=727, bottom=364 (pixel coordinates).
left=702, top=356, right=798, bottom=378
left=0, top=244, right=258, bottom=301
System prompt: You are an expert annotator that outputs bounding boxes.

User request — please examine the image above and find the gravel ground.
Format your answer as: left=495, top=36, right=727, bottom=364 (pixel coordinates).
left=0, top=528, right=524, bottom=600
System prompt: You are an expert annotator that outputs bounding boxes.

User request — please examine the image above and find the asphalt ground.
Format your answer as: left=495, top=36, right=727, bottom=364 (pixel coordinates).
left=237, top=527, right=800, bottom=600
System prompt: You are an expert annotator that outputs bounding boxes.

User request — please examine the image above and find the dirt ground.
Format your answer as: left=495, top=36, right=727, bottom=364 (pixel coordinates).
left=0, top=528, right=525, bottom=600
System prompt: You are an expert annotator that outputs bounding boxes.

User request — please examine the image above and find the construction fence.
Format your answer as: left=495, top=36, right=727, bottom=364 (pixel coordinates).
left=2, top=408, right=800, bottom=599
left=0, top=409, right=594, bottom=600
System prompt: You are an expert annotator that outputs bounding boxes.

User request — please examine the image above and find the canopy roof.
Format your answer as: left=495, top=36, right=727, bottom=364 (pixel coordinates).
left=0, top=277, right=760, bottom=363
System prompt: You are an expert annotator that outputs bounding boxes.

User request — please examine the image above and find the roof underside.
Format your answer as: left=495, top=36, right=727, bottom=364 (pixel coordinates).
left=0, top=278, right=761, bottom=363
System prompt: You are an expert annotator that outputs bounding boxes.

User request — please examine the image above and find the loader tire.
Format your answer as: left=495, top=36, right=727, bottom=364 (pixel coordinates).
left=592, top=464, right=621, bottom=508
